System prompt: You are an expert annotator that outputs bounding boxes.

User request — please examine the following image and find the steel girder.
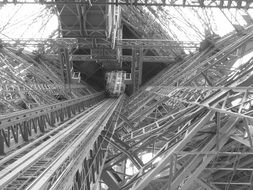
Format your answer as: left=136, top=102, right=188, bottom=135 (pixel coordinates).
left=70, top=54, right=176, bottom=63
left=0, top=44, right=93, bottom=115
left=0, top=92, right=104, bottom=154
left=0, top=38, right=77, bottom=53
left=117, top=39, right=199, bottom=51
left=0, top=96, right=125, bottom=190
left=0, top=39, right=100, bottom=156
left=51, top=96, right=125, bottom=190
left=102, top=26, right=253, bottom=190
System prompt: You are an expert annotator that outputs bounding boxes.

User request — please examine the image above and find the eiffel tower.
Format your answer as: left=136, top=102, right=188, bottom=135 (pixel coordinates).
left=1, top=1, right=253, bottom=190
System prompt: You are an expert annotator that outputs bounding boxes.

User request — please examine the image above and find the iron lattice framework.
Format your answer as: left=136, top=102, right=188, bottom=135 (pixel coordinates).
left=101, top=25, right=253, bottom=190
left=0, top=38, right=96, bottom=114
left=1, top=1, right=253, bottom=190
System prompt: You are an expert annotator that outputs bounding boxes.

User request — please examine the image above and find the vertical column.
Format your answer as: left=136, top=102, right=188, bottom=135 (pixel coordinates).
left=64, top=48, right=72, bottom=91
left=138, top=48, right=143, bottom=86
left=58, top=49, right=66, bottom=87
left=0, top=131, right=4, bottom=155
left=58, top=48, right=72, bottom=92
left=117, top=27, right=123, bottom=68
left=132, top=48, right=143, bottom=94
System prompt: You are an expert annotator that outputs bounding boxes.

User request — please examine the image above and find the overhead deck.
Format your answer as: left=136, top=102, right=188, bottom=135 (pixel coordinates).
left=0, top=0, right=253, bottom=9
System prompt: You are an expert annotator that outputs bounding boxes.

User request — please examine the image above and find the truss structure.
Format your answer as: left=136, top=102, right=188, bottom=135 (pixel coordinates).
left=1, top=1, right=253, bottom=190
left=0, top=40, right=95, bottom=114
left=100, top=25, right=253, bottom=190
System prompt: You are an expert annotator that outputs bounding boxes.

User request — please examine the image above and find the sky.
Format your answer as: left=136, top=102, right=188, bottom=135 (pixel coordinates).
left=147, top=6, right=250, bottom=42
left=0, top=4, right=251, bottom=43
left=0, top=4, right=58, bottom=40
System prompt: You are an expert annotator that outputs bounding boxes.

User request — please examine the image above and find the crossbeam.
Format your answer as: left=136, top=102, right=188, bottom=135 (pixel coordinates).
left=70, top=54, right=176, bottom=63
